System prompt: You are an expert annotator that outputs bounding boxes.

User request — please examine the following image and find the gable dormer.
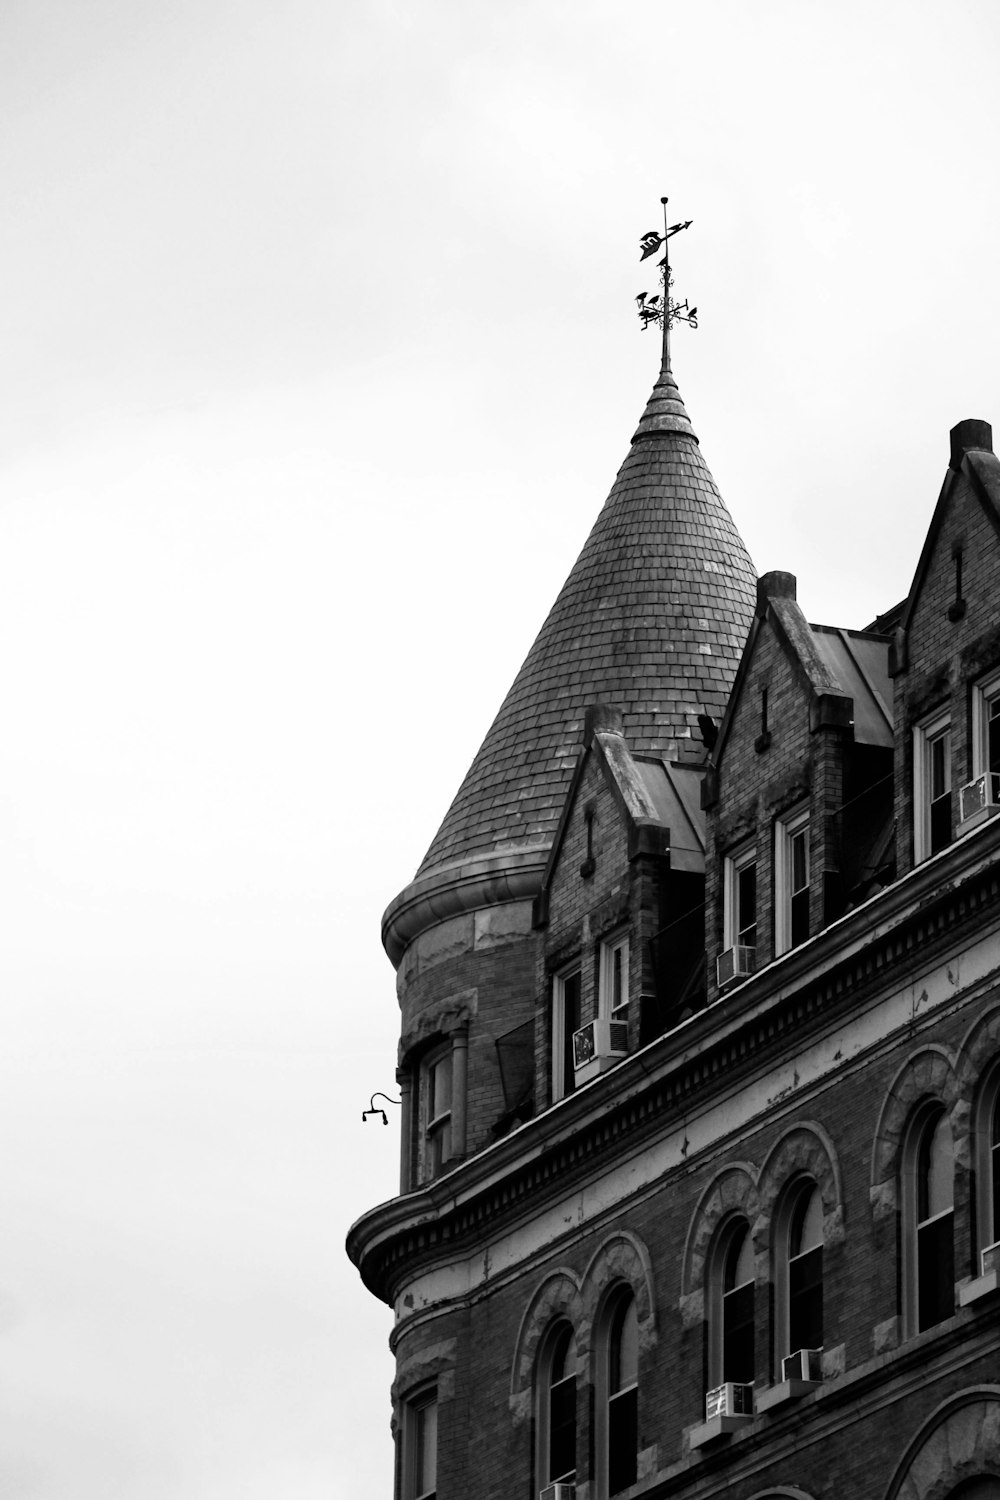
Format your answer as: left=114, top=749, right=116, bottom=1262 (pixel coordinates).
left=891, top=419, right=1000, bottom=875
left=532, top=705, right=707, bottom=1108
left=703, top=572, right=893, bottom=1001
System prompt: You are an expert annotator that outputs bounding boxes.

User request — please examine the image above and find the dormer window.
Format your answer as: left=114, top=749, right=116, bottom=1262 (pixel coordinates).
left=972, top=668, right=1000, bottom=780
left=552, top=965, right=581, bottom=1102
left=600, top=933, right=629, bottom=1020
left=914, top=711, right=952, bottom=861
left=775, top=809, right=810, bottom=954
left=724, top=844, right=757, bottom=951
left=423, top=1045, right=453, bottom=1180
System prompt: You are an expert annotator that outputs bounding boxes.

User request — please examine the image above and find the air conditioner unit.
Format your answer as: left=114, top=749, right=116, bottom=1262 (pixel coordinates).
left=981, top=1241, right=1000, bottom=1277
left=705, top=1381, right=753, bottom=1420
left=781, top=1347, right=823, bottom=1383
left=572, top=1017, right=628, bottom=1071
left=539, top=1484, right=576, bottom=1500
left=959, top=772, right=1000, bottom=828
left=716, top=945, right=755, bottom=990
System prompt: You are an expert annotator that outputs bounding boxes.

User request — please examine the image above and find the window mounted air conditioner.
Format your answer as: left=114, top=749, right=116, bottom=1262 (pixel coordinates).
left=539, top=1485, right=576, bottom=1500
left=981, top=1241, right=1000, bottom=1277
left=959, top=772, right=1000, bottom=828
left=716, top=945, right=755, bottom=990
left=572, top=1017, right=628, bottom=1071
left=705, top=1381, right=753, bottom=1420
left=781, top=1347, right=823, bottom=1383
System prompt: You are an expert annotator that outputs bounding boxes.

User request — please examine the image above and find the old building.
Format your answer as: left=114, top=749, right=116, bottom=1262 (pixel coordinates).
left=347, top=336, right=1000, bottom=1500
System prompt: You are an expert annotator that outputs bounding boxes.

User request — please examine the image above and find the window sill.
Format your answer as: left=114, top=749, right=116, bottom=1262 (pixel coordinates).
left=754, top=1377, right=821, bottom=1413
left=958, top=1268, right=1000, bottom=1306
left=688, top=1413, right=753, bottom=1449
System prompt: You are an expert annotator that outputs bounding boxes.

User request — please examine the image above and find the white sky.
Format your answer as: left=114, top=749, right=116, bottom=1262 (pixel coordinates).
left=1, top=2, right=999, bottom=1495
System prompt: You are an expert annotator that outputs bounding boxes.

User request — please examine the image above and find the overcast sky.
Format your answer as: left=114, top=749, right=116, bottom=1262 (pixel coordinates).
left=1, top=2, right=999, bottom=1496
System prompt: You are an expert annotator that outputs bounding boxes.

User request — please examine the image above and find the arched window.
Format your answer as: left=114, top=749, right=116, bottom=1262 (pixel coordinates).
left=946, top=1481, right=1000, bottom=1499
left=601, top=1289, right=638, bottom=1496
left=779, top=1182, right=823, bottom=1367
left=536, top=1321, right=577, bottom=1490
left=974, top=1068, right=1000, bottom=1263
left=708, top=1219, right=755, bottom=1388
left=903, top=1103, right=954, bottom=1333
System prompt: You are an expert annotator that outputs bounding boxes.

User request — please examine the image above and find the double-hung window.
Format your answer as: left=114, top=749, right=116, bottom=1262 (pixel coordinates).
left=914, top=712, right=952, bottom=860
left=604, top=1290, right=638, bottom=1496
left=552, top=966, right=581, bottom=1101
left=599, top=933, right=629, bottom=1020
left=775, top=809, right=810, bottom=954
left=708, top=1219, right=754, bottom=1388
left=724, top=845, right=757, bottom=953
left=537, top=1322, right=577, bottom=1489
left=423, top=1046, right=452, bottom=1180
left=972, top=668, right=1000, bottom=781
left=903, top=1103, right=955, bottom=1333
left=784, top=1184, right=823, bottom=1359
left=403, top=1388, right=437, bottom=1500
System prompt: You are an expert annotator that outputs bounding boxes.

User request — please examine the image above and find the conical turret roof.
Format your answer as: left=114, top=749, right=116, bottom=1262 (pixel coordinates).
left=415, top=364, right=756, bottom=879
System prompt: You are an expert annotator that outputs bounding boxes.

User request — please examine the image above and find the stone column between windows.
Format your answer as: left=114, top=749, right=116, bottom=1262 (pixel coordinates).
left=451, top=1026, right=469, bottom=1161
left=398, top=1068, right=413, bottom=1194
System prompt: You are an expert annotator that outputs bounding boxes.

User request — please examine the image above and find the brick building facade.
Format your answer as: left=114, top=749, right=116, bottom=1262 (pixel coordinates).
left=348, top=349, right=1000, bottom=1500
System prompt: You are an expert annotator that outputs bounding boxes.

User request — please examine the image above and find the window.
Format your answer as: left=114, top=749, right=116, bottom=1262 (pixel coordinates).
left=776, top=1182, right=823, bottom=1365
left=423, top=1045, right=452, bottom=1180
left=974, top=1067, right=1000, bottom=1261
left=403, top=1388, right=437, bottom=1500
left=914, top=712, right=952, bottom=861
left=775, top=810, right=810, bottom=954
left=708, top=1219, right=755, bottom=1387
left=552, top=966, right=581, bottom=1101
left=536, top=1321, right=577, bottom=1489
left=600, top=933, right=629, bottom=1019
left=903, top=1103, right=955, bottom=1333
left=724, top=845, right=757, bottom=952
left=600, top=1289, right=638, bottom=1496
left=972, top=668, right=1000, bottom=780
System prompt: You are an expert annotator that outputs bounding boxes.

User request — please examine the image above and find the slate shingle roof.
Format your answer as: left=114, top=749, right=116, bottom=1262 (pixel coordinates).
left=416, top=365, right=757, bottom=878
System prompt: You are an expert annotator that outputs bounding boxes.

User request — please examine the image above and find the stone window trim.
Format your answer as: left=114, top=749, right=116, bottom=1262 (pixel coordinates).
left=755, top=1123, right=844, bottom=1247
left=883, top=1387, right=1000, bottom=1500
left=681, top=1164, right=759, bottom=1314
left=510, top=1269, right=582, bottom=1408
left=959, top=1007, right=1000, bottom=1258
left=580, top=1231, right=657, bottom=1343
left=391, top=1341, right=457, bottom=1442
left=397, top=989, right=477, bottom=1067
left=870, top=1045, right=962, bottom=1216
left=744, top=1490, right=819, bottom=1500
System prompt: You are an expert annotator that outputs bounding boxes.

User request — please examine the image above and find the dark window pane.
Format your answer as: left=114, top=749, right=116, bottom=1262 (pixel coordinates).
left=790, top=887, right=810, bottom=948
left=930, top=791, right=951, bottom=854
left=789, top=1244, right=823, bottom=1351
left=608, top=1387, right=637, bottom=1495
left=549, top=1374, right=576, bottom=1481
left=918, top=1211, right=954, bottom=1330
left=989, top=699, right=1000, bottom=776
left=737, top=863, right=756, bottom=947
left=723, top=1281, right=754, bottom=1383
left=561, top=972, right=580, bottom=1098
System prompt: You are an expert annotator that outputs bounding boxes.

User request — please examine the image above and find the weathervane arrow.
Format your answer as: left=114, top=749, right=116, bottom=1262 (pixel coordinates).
left=635, top=197, right=697, bottom=370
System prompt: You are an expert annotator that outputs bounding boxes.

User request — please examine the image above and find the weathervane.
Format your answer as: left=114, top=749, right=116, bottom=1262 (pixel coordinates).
left=635, top=196, right=697, bottom=371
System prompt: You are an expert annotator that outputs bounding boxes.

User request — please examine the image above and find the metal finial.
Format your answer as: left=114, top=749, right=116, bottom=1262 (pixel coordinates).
left=635, top=197, right=697, bottom=369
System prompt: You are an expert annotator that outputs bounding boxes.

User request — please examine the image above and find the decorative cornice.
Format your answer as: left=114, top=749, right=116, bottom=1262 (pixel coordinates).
left=350, top=817, right=1000, bottom=1303
left=381, top=845, right=549, bottom=966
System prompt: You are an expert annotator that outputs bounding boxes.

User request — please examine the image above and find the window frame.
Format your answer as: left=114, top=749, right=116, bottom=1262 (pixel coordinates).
left=974, top=1063, right=1000, bottom=1263
left=901, top=1100, right=955, bottom=1335
left=421, top=1043, right=453, bottom=1182
left=535, top=1320, right=578, bottom=1490
left=972, top=667, right=1000, bottom=781
left=913, top=710, right=952, bottom=862
left=723, top=842, right=757, bottom=952
left=599, top=931, right=630, bottom=1021
left=773, top=1179, right=823, bottom=1373
left=774, top=807, right=810, bottom=956
left=707, top=1217, right=755, bottom=1390
left=402, top=1385, right=438, bottom=1500
left=551, top=963, right=582, bottom=1102
left=594, top=1286, right=639, bottom=1498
